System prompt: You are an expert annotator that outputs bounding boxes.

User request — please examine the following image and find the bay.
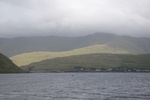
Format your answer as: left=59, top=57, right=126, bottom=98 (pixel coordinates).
left=0, top=73, right=150, bottom=100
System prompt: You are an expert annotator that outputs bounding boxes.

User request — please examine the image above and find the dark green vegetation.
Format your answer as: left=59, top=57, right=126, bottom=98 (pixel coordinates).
left=0, top=53, right=24, bottom=73
left=23, top=53, right=150, bottom=73
left=1, top=33, right=150, bottom=57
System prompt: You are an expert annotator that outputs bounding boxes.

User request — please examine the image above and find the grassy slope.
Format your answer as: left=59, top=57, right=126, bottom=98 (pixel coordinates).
left=10, top=44, right=131, bottom=66
left=0, top=53, right=24, bottom=73
left=23, top=53, right=150, bottom=72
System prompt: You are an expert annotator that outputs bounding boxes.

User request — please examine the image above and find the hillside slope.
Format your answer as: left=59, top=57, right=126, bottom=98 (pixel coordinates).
left=1, top=33, right=150, bottom=57
left=0, top=53, right=24, bottom=73
left=23, top=53, right=150, bottom=72
left=11, top=44, right=131, bottom=66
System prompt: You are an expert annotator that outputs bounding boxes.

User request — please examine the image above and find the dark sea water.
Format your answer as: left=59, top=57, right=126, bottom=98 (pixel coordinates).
left=0, top=73, right=150, bottom=100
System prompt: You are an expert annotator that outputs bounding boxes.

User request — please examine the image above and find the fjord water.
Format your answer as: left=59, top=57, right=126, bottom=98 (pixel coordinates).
left=0, top=73, right=150, bottom=100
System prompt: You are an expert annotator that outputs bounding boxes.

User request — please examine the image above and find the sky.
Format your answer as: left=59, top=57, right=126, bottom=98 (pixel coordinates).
left=0, top=0, right=150, bottom=37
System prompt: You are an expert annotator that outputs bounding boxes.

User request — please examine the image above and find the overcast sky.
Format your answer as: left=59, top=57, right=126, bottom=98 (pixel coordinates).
left=0, top=0, right=150, bottom=37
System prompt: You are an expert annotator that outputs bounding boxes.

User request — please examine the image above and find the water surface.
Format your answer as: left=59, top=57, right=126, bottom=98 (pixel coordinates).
left=0, top=73, right=150, bottom=100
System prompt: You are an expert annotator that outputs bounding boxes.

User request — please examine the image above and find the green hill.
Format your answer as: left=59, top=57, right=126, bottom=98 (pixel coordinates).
left=0, top=53, right=24, bottom=73
left=4, top=33, right=150, bottom=69
left=11, top=44, right=131, bottom=67
left=23, top=53, right=150, bottom=73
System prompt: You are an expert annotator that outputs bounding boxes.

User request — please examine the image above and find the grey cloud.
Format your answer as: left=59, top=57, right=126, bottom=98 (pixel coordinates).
left=0, top=0, right=150, bottom=37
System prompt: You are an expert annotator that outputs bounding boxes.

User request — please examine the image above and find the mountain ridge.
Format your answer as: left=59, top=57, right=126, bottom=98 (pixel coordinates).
left=1, top=32, right=150, bottom=57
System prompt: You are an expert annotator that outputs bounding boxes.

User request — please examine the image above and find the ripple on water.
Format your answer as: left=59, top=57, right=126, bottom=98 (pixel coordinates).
left=0, top=73, right=150, bottom=100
